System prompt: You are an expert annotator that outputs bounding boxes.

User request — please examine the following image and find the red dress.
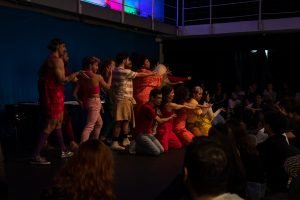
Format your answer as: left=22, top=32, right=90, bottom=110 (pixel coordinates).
left=156, top=106, right=182, bottom=152
left=133, top=69, right=162, bottom=114
left=173, top=108, right=194, bottom=145
left=38, top=57, right=64, bottom=119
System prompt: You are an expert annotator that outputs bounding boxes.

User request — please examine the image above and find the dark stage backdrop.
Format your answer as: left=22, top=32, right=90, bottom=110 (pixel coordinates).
left=0, top=6, right=159, bottom=111
left=163, top=33, right=300, bottom=94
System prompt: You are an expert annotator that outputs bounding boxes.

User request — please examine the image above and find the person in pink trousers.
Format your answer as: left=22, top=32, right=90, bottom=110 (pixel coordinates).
left=73, top=56, right=112, bottom=143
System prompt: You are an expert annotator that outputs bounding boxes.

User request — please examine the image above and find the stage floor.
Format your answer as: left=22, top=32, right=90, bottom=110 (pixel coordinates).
left=4, top=146, right=185, bottom=200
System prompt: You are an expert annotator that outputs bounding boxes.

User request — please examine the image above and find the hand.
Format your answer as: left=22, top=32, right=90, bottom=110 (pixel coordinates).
left=219, top=108, right=226, bottom=112
left=73, top=77, right=78, bottom=82
left=79, top=71, right=90, bottom=79
left=204, top=102, right=213, bottom=107
left=70, top=72, right=79, bottom=82
left=108, top=66, right=114, bottom=75
left=152, top=71, right=158, bottom=76
left=167, top=70, right=172, bottom=75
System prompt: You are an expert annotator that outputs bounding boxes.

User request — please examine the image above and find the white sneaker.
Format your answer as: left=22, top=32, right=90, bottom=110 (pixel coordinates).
left=111, top=141, right=125, bottom=150
left=61, top=151, right=73, bottom=158
left=30, top=156, right=51, bottom=165
left=122, top=138, right=131, bottom=146
left=128, top=140, right=136, bottom=154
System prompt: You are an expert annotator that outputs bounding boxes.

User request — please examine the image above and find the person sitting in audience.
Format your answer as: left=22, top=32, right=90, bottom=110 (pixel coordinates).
left=227, top=119, right=265, bottom=200
left=156, top=136, right=244, bottom=200
left=41, top=139, right=115, bottom=200
left=289, top=175, right=300, bottom=200
left=211, top=82, right=228, bottom=116
left=209, top=123, right=247, bottom=198
left=257, top=110, right=300, bottom=193
left=263, top=83, right=277, bottom=103
left=184, top=136, right=243, bottom=200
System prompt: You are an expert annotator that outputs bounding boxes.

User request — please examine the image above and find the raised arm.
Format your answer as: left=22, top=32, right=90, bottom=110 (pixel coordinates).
left=99, top=74, right=112, bottom=91
left=98, top=65, right=113, bottom=91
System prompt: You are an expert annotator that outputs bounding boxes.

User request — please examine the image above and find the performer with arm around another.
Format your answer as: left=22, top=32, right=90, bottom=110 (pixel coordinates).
left=32, top=38, right=80, bottom=165
left=111, top=52, right=157, bottom=150
left=131, top=88, right=176, bottom=156
left=74, top=56, right=113, bottom=143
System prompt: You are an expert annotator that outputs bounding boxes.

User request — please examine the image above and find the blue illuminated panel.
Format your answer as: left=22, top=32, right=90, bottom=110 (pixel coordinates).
left=82, top=0, right=106, bottom=6
left=81, top=0, right=164, bottom=21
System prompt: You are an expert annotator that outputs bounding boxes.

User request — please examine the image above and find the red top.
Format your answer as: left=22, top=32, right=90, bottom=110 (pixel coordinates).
left=133, top=102, right=158, bottom=136
left=88, top=86, right=100, bottom=95
left=133, top=68, right=162, bottom=113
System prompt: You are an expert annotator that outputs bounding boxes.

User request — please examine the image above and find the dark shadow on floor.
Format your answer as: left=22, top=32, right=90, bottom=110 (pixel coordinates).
left=5, top=147, right=185, bottom=200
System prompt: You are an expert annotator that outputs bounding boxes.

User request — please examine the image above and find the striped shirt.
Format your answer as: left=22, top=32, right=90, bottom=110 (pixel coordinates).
left=112, top=66, right=137, bottom=102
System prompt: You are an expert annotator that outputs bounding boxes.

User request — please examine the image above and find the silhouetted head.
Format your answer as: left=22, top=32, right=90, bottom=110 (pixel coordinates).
left=47, top=38, right=64, bottom=52
left=184, top=136, right=229, bottom=197
left=82, top=56, right=100, bottom=70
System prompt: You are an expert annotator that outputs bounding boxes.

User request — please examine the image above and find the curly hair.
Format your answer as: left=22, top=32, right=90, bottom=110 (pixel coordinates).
left=52, top=139, right=114, bottom=200
left=82, top=56, right=100, bottom=70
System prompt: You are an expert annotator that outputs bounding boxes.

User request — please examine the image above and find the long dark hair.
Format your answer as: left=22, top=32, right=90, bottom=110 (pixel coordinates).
left=51, top=140, right=115, bottom=200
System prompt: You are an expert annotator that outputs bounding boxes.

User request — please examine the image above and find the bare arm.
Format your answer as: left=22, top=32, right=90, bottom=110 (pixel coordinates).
left=184, top=102, right=198, bottom=108
left=72, top=82, right=83, bottom=107
left=98, top=67, right=112, bottom=90
left=65, top=72, right=80, bottom=83
left=213, top=107, right=225, bottom=117
left=53, top=57, right=66, bottom=84
left=98, top=75, right=111, bottom=91
left=155, top=113, right=176, bottom=123
left=163, top=76, right=183, bottom=86
left=198, top=103, right=212, bottom=109
left=53, top=57, right=79, bottom=84
left=168, top=102, right=195, bottom=110
left=136, top=71, right=157, bottom=78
